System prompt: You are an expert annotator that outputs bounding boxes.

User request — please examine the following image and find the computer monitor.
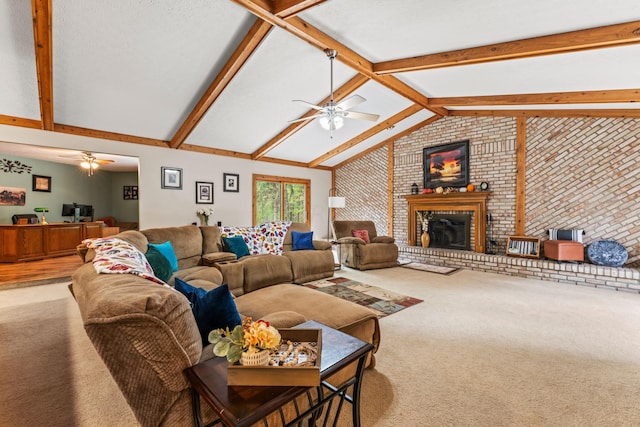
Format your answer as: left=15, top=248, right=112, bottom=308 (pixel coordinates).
left=61, top=204, right=76, bottom=217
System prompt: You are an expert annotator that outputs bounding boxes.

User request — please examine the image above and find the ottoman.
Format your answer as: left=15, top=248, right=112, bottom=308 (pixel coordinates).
left=544, top=240, right=584, bottom=262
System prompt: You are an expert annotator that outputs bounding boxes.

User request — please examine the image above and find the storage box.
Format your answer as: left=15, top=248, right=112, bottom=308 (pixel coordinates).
left=544, top=240, right=584, bottom=262
left=227, top=328, right=322, bottom=387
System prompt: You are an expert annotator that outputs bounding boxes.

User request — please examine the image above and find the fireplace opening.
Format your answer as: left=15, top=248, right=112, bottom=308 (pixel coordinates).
left=427, top=214, right=471, bottom=250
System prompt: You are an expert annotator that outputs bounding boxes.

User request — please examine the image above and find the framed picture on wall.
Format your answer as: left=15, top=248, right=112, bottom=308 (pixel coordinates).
left=32, top=175, right=51, bottom=192
left=161, top=167, right=182, bottom=190
left=196, top=181, right=213, bottom=204
left=423, top=140, right=470, bottom=189
left=223, top=173, right=239, bottom=192
left=123, top=185, right=138, bottom=200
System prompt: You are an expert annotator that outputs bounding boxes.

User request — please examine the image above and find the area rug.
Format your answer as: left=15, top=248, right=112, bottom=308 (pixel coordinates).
left=400, top=262, right=459, bottom=275
left=302, top=277, right=423, bottom=318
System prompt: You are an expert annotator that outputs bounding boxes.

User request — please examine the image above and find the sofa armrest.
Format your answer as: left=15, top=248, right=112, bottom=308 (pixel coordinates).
left=338, top=237, right=366, bottom=245
left=371, top=236, right=395, bottom=244
left=201, top=252, right=237, bottom=266
left=312, top=240, right=332, bottom=250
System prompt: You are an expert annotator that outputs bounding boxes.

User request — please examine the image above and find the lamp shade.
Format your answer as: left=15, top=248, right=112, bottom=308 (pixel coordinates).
left=328, top=196, right=345, bottom=208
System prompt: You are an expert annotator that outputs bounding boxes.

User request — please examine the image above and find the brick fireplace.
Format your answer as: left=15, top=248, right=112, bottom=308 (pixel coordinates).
left=402, top=192, right=490, bottom=253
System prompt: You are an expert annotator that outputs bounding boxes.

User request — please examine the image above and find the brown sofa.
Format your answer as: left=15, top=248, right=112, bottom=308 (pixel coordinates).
left=72, top=223, right=380, bottom=427
left=333, top=220, right=399, bottom=270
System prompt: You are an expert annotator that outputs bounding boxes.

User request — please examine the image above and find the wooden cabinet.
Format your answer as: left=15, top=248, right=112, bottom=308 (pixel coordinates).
left=506, top=236, right=541, bottom=259
left=0, top=222, right=102, bottom=262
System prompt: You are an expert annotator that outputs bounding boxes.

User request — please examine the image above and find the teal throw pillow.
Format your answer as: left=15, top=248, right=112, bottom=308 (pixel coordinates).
left=174, top=278, right=242, bottom=345
left=145, top=246, right=173, bottom=283
left=292, top=231, right=315, bottom=250
left=148, top=241, right=179, bottom=272
left=222, top=236, right=250, bottom=259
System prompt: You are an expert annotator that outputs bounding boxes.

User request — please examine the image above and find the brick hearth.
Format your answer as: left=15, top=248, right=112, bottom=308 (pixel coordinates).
left=399, top=246, right=640, bottom=293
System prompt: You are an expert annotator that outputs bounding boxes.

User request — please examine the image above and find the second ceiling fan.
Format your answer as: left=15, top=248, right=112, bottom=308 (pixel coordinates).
left=290, top=49, right=379, bottom=134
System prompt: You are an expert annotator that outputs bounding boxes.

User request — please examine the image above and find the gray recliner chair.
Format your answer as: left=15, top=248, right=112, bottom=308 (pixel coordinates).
left=332, top=220, right=398, bottom=270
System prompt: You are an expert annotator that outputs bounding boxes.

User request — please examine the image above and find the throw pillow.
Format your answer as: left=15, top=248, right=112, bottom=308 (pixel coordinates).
left=548, top=229, right=584, bottom=243
left=351, top=229, right=370, bottom=244
left=145, top=246, right=173, bottom=283
left=222, top=236, right=251, bottom=259
left=148, top=241, right=179, bottom=272
left=174, top=279, right=242, bottom=345
left=291, top=231, right=315, bottom=250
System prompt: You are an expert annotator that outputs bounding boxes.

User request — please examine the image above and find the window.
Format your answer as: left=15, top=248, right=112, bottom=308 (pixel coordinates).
left=253, top=174, right=310, bottom=225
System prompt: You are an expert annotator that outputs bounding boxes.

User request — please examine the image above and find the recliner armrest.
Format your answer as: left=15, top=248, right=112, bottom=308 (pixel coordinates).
left=371, top=236, right=395, bottom=244
left=338, top=237, right=367, bottom=245
left=312, top=240, right=332, bottom=250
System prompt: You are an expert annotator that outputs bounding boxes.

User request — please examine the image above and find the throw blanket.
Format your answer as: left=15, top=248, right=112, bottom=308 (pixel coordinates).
left=83, top=237, right=166, bottom=286
left=221, top=221, right=291, bottom=255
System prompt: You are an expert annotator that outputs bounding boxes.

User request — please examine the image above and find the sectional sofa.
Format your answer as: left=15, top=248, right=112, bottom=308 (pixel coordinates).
left=72, top=222, right=380, bottom=426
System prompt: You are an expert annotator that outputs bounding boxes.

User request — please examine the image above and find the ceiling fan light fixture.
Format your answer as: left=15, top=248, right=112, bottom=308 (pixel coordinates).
left=319, top=115, right=344, bottom=131
left=80, top=160, right=98, bottom=169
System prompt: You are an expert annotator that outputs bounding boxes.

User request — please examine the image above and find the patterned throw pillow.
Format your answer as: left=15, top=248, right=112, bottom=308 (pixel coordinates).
left=351, top=229, right=370, bottom=244
left=548, top=229, right=584, bottom=243
left=220, top=221, right=291, bottom=255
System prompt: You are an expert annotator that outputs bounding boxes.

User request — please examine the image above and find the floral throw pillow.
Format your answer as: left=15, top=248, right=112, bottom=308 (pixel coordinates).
left=221, top=221, right=291, bottom=255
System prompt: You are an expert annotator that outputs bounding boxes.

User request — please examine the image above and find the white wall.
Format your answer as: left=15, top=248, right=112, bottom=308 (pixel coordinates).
left=0, top=125, right=333, bottom=238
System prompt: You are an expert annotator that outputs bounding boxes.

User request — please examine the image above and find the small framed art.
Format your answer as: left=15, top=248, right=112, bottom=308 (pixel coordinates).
left=32, top=175, right=51, bottom=192
left=123, top=185, right=138, bottom=200
left=161, top=167, right=182, bottom=190
left=196, top=181, right=213, bottom=204
left=223, top=173, right=239, bottom=192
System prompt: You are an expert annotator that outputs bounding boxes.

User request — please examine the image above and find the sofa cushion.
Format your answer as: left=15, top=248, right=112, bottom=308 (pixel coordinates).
left=200, top=225, right=223, bottom=254
left=145, top=245, right=173, bottom=283
left=292, top=231, right=314, bottom=250
left=143, top=225, right=203, bottom=270
left=223, top=236, right=250, bottom=259
left=149, top=241, right=179, bottom=272
left=241, top=254, right=293, bottom=293
left=174, top=279, right=242, bottom=345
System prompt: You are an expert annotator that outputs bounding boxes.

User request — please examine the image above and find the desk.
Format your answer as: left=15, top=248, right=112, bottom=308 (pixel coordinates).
left=184, top=320, right=374, bottom=427
left=0, top=222, right=102, bottom=262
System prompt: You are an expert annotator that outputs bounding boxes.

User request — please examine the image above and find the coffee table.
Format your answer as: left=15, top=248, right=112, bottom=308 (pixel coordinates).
left=184, top=320, right=374, bottom=427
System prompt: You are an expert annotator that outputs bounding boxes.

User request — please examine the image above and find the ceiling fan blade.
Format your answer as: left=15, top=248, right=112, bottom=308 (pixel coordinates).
left=344, top=111, right=380, bottom=122
left=95, top=159, right=115, bottom=164
left=288, top=113, right=325, bottom=124
left=336, top=94, right=365, bottom=111
left=292, top=100, right=324, bottom=111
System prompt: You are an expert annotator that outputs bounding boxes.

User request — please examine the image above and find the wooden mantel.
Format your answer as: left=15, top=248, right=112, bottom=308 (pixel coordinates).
left=402, top=192, right=491, bottom=253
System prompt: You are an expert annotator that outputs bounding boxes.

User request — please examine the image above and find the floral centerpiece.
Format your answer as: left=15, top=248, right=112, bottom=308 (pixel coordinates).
left=196, top=208, right=214, bottom=225
left=209, top=317, right=281, bottom=365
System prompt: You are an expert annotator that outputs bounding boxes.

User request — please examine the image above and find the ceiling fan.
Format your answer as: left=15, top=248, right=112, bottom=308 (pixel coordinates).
left=289, top=49, right=379, bottom=136
left=60, top=151, right=114, bottom=176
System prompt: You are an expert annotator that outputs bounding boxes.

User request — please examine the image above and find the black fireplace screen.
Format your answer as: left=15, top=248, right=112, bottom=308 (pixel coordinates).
left=427, top=214, right=471, bottom=250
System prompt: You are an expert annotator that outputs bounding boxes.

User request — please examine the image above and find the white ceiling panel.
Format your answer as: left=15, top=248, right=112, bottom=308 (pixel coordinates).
left=324, top=109, right=436, bottom=167
left=185, top=26, right=357, bottom=153
left=301, top=0, right=640, bottom=62
left=53, top=0, right=252, bottom=140
left=398, top=44, right=640, bottom=98
left=0, top=1, right=40, bottom=119
left=268, top=80, right=413, bottom=164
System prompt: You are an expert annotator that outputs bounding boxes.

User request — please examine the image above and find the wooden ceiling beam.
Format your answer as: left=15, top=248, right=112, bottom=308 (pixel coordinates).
left=54, top=124, right=169, bottom=147
left=31, top=0, right=54, bottom=130
left=450, top=109, right=640, bottom=119
left=231, top=0, right=448, bottom=116
left=251, top=74, right=369, bottom=159
left=308, top=104, right=423, bottom=168
left=273, top=0, right=328, bottom=18
left=429, top=89, right=640, bottom=107
left=0, top=115, right=42, bottom=129
left=374, top=20, right=640, bottom=74
left=169, top=19, right=273, bottom=149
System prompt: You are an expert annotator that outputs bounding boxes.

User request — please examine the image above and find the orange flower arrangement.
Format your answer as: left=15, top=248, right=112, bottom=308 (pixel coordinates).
left=209, top=317, right=281, bottom=363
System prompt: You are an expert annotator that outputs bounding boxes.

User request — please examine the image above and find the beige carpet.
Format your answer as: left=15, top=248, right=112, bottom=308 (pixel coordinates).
left=1, top=269, right=639, bottom=426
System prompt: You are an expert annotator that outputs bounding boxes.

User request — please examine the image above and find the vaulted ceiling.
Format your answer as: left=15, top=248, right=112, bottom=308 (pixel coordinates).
left=2, top=0, right=640, bottom=170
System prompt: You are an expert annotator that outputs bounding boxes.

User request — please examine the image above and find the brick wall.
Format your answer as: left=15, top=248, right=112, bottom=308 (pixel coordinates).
left=335, top=115, right=640, bottom=268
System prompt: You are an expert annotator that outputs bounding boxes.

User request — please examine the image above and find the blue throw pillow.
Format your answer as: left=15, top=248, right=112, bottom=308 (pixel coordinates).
left=174, top=278, right=242, bottom=345
left=148, top=241, right=179, bottom=272
left=222, top=236, right=251, bottom=258
left=292, top=231, right=315, bottom=250
left=145, top=246, right=173, bottom=283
